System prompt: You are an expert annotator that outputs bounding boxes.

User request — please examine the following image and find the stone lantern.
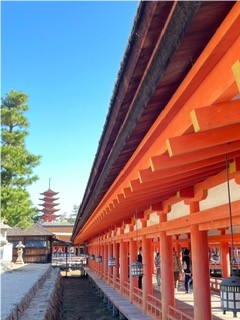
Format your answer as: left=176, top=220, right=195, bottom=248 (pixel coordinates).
left=15, top=241, right=25, bottom=264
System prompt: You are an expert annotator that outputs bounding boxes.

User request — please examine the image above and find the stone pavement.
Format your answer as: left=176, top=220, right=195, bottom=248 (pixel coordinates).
left=1, top=263, right=55, bottom=320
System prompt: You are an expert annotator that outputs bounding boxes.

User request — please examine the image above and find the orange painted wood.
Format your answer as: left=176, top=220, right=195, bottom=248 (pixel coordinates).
left=139, top=159, right=225, bottom=184
left=191, top=227, right=212, bottom=319
left=166, top=123, right=240, bottom=157
left=150, top=202, right=163, bottom=211
left=221, top=242, right=231, bottom=278
left=160, top=232, right=174, bottom=318
left=176, top=186, right=194, bottom=199
left=199, top=216, right=240, bottom=232
left=150, top=140, right=240, bottom=171
left=230, top=157, right=240, bottom=173
left=142, top=236, right=153, bottom=312
left=162, top=201, right=240, bottom=232
left=232, top=60, right=240, bottom=91
left=74, top=5, right=240, bottom=243
left=190, top=100, right=240, bottom=132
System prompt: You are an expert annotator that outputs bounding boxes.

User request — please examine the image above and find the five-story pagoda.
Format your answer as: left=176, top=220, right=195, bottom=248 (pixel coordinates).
left=39, top=180, right=60, bottom=223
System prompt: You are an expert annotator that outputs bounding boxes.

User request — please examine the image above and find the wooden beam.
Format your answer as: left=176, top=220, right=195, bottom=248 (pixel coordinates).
left=140, top=156, right=226, bottom=183
left=166, top=123, right=240, bottom=157
left=161, top=201, right=240, bottom=232
left=190, top=100, right=240, bottom=132
left=200, top=217, right=240, bottom=232
left=117, top=193, right=125, bottom=204
left=176, top=186, right=194, bottom=199
left=150, top=202, right=163, bottom=211
left=232, top=60, right=240, bottom=91
left=150, top=140, right=240, bottom=171
left=230, top=157, right=240, bottom=173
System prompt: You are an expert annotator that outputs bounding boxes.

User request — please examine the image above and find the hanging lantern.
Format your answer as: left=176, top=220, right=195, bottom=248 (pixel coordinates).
left=131, top=261, right=143, bottom=277
left=220, top=155, right=240, bottom=318
left=89, top=254, right=95, bottom=260
left=108, top=257, right=116, bottom=267
left=96, top=255, right=102, bottom=263
left=220, top=275, right=240, bottom=317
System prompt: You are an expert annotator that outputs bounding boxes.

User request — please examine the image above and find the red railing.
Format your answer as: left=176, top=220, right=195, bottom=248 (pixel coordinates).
left=146, top=293, right=162, bottom=319
left=115, top=277, right=120, bottom=291
left=132, top=286, right=143, bottom=307
left=122, top=281, right=130, bottom=297
left=167, top=305, right=193, bottom=320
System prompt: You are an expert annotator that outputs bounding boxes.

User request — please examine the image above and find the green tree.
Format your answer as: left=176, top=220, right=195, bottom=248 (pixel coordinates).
left=1, top=90, right=41, bottom=227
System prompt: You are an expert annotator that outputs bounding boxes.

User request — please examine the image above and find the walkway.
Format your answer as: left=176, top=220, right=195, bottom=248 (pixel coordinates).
left=1, top=263, right=52, bottom=320
left=1, top=264, right=238, bottom=320
left=152, top=281, right=236, bottom=320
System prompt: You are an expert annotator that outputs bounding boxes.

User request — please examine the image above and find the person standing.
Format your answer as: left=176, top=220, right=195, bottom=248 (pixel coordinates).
left=154, top=252, right=161, bottom=286
left=182, top=248, right=192, bottom=293
left=137, top=247, right=143, bottom=289
left=173, top=249, right=182, bottom=291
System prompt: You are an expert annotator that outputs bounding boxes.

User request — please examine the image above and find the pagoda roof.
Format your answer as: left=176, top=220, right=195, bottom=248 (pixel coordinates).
left=38, top=203, right=60, bottom=208
left=39, top=208, right=60, bottom=214
left=39, top=197, right=59, bottom=202
left=40, top=188, right=59, bottom=196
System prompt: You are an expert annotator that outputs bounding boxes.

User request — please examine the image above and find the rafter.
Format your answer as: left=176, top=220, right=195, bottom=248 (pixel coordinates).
left=190, top=99, right=240, bottom=132
left=166, top=123, right=240, bottom=157
left=140, top=154, right=230, bottom=183
left=150, top=140, right=240, bottom=171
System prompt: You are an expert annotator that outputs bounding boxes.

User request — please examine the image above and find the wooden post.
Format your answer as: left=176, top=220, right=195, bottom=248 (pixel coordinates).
left=142, top=235, right=153, bottom=313
left=129, top=237, right=138, bottom=302
left=112, top=241, right=117, bottom=288
left=221, top=241, right=230, bottom=278
left=108, top=242, right=112, bottom=284
left=104, top=244, right=108, bottom=281
left=120, top=239, right=128, bottom=294
left=160, top=230, right=174, bottom=319
left=190, top=201, right=212, bottom=320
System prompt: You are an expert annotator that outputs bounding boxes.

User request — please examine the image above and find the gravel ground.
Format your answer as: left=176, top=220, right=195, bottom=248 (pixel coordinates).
left=61, top=275, right=116, bottom=320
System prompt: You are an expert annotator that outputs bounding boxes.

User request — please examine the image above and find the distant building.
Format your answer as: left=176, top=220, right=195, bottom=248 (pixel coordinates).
left=38, top=188, right=60, bottom=223
left=7, top=224, right=54, bottom=263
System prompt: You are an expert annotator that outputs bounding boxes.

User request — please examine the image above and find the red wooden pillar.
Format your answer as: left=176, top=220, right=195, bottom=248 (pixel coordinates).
left=113, top=241, right=118, bottom=288
left=115, top=242, right=120, bottom=279
left=104, top=244, right=108, bottom=281
left=108, top=242, right=113, bottom=284
left=221, top=241, right=230, bottom=278
left=159, top=212, right=174, bottom=320
left=142, top=235, right=153, bottom=313
left=190, top=201, right=211, bottom=320
left=98, top=244, right=102, bottom=277
left=120, top=239, right=128, bottom=294
left=129, top=236, right=138, bottom=302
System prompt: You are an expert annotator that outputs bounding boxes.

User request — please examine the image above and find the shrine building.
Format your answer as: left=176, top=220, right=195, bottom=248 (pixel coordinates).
left=72, top=1, right=240, bottom=319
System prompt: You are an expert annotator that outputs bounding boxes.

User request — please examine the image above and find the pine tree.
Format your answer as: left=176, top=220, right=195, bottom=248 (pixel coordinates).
left=1, top=90, right=41, bottom=227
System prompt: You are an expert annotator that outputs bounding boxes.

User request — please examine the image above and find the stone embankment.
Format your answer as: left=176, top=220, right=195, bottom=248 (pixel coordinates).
left=1, top=264, right=63, bottom=320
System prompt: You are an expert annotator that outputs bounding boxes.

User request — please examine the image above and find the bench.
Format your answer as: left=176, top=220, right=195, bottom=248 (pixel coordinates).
left=84, top=267, right=151, bottom=320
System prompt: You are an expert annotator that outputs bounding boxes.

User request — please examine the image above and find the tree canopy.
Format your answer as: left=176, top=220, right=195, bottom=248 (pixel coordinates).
left=1, top=90, right=41, bottom=227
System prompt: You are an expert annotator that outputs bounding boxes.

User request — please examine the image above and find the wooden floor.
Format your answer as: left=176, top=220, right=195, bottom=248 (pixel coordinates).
left=152, top=282, right=237, bottom=320
left=85, top=268, right=151, bottom=320
left=84, top=269, right=237, bottom=320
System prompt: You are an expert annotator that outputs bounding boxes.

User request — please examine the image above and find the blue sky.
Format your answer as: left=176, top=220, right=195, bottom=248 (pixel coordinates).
left=1, top=1, right=138, bottom=216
